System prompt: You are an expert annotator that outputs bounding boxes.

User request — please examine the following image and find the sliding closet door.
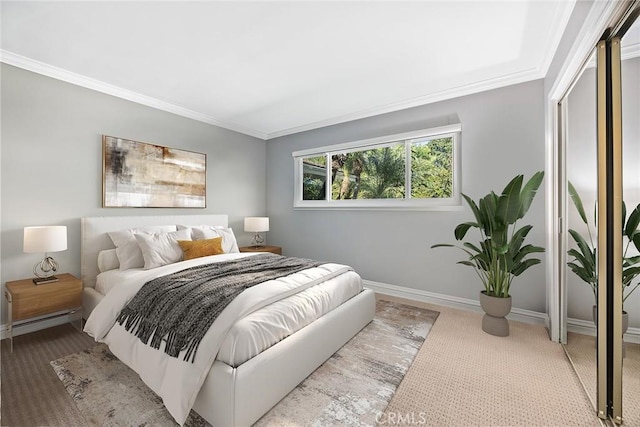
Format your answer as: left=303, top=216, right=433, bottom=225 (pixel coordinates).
left=595, top=36, right=623, bottom=423
left=619, top=15, right=640, bottom=425
left=562, top=47, right=598, bottom=405
left=596, top=9, right=640, bottom=422
left=561, top=4, right=639, bottom=424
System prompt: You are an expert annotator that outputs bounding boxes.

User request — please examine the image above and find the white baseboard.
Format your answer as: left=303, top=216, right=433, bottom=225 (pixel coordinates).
left=363, top=279, right=548, bottom=326
left=567, top=317, right=640, bottom=344
left=2, top=283, right=637, bottom=345
left=364, top=280, right=640, bottom=344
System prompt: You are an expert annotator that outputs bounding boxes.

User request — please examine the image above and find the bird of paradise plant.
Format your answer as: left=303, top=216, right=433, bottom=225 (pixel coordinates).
left=567, top=182, right=640, bottom=308
left=432, top=172, right=545, bottom=298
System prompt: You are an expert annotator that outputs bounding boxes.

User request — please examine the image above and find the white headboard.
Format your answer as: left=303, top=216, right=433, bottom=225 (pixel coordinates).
left=81, top=214, right=228, bottom=289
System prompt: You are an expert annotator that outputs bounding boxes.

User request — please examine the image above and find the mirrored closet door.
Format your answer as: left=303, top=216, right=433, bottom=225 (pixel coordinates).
left=562, top=43, right=599, bottom=412
left=617, top=13, right=640, bottom=426
left=561, top=4, right=639, bottom=425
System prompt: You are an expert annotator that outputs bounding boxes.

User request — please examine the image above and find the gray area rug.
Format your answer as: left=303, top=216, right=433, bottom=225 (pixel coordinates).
left=51, top=299, right=438, bottom=426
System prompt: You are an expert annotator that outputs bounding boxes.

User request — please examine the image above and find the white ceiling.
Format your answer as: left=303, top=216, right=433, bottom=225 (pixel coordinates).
left=1, top=1, right=576, bottom=140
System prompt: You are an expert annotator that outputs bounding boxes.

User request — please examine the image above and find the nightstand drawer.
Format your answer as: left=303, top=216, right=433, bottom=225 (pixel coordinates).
left=12, top=286, right=81, bottom=320
left=7, top=273, right=82, bottom=321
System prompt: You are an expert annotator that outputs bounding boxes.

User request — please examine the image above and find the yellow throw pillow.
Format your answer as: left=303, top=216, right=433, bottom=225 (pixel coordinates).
left=178, top=237, right=224, bottom=260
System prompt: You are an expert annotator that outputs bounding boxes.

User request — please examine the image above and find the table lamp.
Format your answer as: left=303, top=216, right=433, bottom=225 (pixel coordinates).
left=24, top=225, right=68, bottom=284
left=244, top=217, right=269, bottom=248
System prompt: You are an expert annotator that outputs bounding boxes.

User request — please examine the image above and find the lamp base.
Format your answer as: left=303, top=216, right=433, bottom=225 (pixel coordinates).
left=33, top=276, right=59, bottom=285
left=251, top=233, right=265, bottom=247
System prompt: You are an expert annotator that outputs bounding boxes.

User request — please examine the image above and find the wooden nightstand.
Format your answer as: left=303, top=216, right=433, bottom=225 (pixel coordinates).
left=239, top=245, right=282, bottom=255
left=5, top=273, right=83, bottom=352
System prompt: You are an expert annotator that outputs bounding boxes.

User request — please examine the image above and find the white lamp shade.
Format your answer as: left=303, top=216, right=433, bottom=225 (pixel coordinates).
left=244, top=217, right=269, bottom=233
left=24, top=226, right=68, bottom=253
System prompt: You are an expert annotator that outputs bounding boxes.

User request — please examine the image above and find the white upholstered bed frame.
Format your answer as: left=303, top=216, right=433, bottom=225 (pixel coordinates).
left=80, top=215, right=376, bottom=426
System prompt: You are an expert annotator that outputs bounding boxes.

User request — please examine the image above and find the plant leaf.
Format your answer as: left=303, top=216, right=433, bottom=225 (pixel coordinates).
left=568, top=248, right=592, bottom=268
left=475, top=239, right=492, bottom=271
left=568, top=229, right=595, bottom=267
left=509, top=225, right=533, bottom=255
left=496, top=175, right=523, bottom=225
left=431, top=243, right=454, bottom=248
left=479, top=194, right=498, bottom=237
left=454, top=222, right=478, bottom=241
left=633, top=233, right=640, bottom=253
left=491, top=226, right=508, bottom=248
left=462, top=193, right=482, bottom=225
left=457, top=260, right=477, bottom=268
left=568, top=181, right=588, bottom=225
left=622, top=266, right=640, bottom=282
left=567, top=248, right=594, bottom=278
left=625, top=203, right=640, bottom=238
left=463, top=242, right=483, bottom=254
left=512, top=258, right=541, bottom=276
left=623, top=255, right=640, bottom=266
left=568, top=261, right=595, bottom=284
left=512, top=244, right=545, bottom=265
left=518, top=171, right=544, bottom=219
left=495, top=244, right=509, bottom=255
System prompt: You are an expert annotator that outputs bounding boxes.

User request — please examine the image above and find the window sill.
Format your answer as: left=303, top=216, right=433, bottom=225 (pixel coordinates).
left=293, top=204, right=465, bottom=212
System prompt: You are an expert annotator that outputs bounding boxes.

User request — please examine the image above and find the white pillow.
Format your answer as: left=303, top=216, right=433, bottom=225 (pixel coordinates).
left=134, top=229, right=192, bottom=270
left=108, top=225, right=177, bottom=270
left=177, top=225, right=239, bottom=254
left=97, top=249, right=119, bottom=272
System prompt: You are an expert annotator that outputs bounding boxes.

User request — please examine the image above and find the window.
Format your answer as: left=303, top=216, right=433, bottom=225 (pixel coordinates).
left=293, top=124, right=461, bottom=209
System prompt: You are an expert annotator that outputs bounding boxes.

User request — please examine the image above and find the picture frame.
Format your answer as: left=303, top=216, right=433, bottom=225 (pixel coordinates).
left=102, top=135, right=206, bottom=208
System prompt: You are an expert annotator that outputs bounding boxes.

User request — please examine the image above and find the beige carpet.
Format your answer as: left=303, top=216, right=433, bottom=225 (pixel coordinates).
left=564, top=332, right=640, bottom=426
left=2, top=297, right=609, bottom=427
left=380, top=296, right=602, bottom=427
left=49, top=300, right=438, bottom=426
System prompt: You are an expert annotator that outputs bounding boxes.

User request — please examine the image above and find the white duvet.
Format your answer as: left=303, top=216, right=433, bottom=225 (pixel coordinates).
left=84, top=252, right=356, bottom=425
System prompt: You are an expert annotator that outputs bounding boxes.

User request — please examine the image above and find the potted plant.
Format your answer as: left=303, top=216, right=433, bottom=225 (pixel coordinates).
left=432, top=172, right=545, bottom=336
left=567, top=182, right=640, bottom=341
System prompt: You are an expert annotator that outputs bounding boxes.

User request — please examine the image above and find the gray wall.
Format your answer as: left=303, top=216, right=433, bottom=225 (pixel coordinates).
left=566, top=57, right=640, bottom=328
left=1, top=64, right=266, bottom=323
left=266, top=80, right=547, bottom=312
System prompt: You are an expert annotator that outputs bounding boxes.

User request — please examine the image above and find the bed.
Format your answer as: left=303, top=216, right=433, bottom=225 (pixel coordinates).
left=80, top=214, right=376, bottom=426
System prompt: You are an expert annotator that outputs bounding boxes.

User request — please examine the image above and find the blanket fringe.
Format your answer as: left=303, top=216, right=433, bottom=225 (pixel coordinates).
left=116, top=254, right=322, bottom=363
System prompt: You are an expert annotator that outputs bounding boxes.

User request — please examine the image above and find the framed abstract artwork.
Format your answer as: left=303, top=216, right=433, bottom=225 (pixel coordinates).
left=102, top=135, right=206, bottom=208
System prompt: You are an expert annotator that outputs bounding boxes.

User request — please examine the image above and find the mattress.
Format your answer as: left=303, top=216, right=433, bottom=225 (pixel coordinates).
left=94, top=253, right=362, bottom=367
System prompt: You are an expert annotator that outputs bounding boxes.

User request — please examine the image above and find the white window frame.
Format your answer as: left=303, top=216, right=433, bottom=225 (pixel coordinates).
left=293, top=124, right=462, bottom=210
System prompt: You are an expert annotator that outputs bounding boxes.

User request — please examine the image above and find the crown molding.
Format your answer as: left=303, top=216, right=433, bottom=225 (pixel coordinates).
left=2, top=5, right=585, bottom=145
left=266, top=65, right=543, bottom=140
left=538, top=1, right=580, bottom=81
left=622, top=42, right=640, bottom=60
left=0, top=50, right=269, bottom=140
left=3, top=47, right=547, bottom=142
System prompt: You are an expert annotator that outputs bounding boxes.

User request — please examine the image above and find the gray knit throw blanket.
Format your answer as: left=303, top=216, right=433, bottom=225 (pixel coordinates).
left=116, top=254, right=322, bottom=362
